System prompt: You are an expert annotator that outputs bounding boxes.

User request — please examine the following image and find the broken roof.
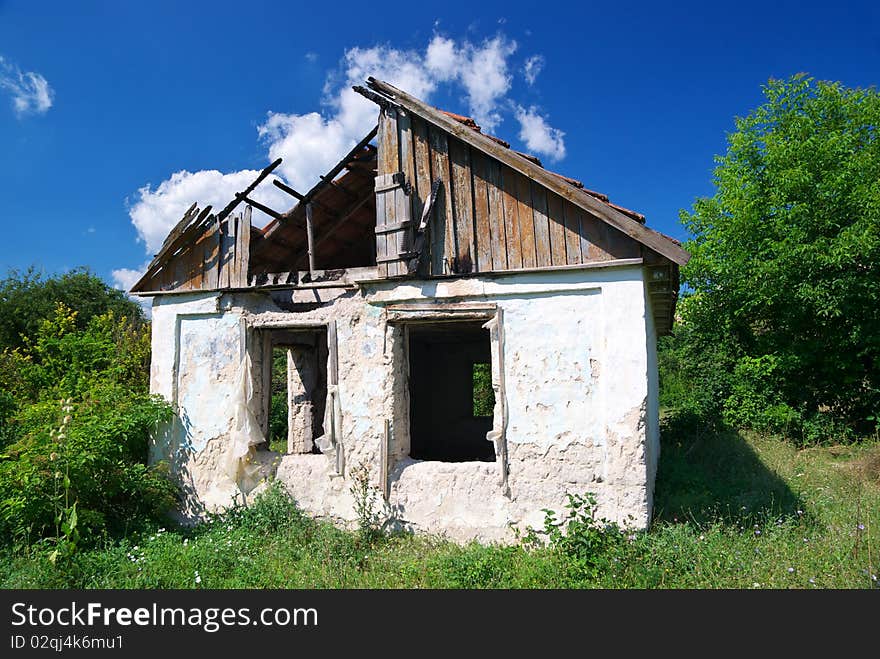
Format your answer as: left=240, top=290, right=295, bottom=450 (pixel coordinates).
left=356, top=77, right=689, bottom=266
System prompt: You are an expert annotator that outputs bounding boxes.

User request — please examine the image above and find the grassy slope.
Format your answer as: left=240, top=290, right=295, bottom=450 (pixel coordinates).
left=1, top=430, right=878, bottom=589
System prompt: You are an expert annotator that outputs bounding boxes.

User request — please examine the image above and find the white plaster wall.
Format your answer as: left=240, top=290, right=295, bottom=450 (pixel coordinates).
left=148, top=266, right=658, bottom=542
left=148, top=292, right=251, bottom=514
left=643, top=285, right=660, bottom=522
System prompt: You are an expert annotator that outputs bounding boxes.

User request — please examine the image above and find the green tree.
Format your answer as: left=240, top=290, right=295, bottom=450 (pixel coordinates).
left=0, top=267, right=144, bottom=352
left=676, top=75, right=880, bottom=441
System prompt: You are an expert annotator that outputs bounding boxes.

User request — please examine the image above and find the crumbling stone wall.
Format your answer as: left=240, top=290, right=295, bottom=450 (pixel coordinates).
left=149, top=265, right=658, bottom=542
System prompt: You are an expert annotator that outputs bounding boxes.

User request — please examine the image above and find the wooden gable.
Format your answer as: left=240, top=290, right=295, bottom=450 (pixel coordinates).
left=358, top=78, right=688, bottom=281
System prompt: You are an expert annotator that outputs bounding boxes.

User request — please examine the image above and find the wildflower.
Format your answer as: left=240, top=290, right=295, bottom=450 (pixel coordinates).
left=195, top=572, right=201, bottom=584
left=754, top=529, right=761, bottom=536
left=796, top=510, right=803, bottom=515
left=752, top=582, right=760, bottom=588
left=809, top=578, right=815, bottom=584
left=63, top=415, right=72, bottom=425
left=49, top=452, right=58, bottom=461
left=872, top=574, right=877, bottom=582
left=699, top=534, right=705, bottom=541
left=787, top=567, right=795, bottom=573
left=857, top=524, right=865, bottom=531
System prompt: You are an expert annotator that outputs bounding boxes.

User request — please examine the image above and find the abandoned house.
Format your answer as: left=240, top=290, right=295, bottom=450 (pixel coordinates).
left=131, top=78, right=689, bottom=542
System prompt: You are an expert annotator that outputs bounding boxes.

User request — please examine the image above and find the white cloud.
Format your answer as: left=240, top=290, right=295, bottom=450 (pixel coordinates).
left=111, top=263, right=153, bottom=316
left=121, top=30, right=565, bottom=277
left=523, top=55, right=544, bottom=85
left=305, top=52, right=318, bottom=63
left=0, top=55, right=54, bottom=117
left=422, top=34, right=517, bottom=130
left=515, top=105, right=566, bottom=162
left=129, top=169, right=291, bottom=254
left=111, top=265, right=147, bottom=293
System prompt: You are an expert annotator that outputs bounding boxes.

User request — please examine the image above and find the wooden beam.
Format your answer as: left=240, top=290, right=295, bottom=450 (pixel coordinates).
left=288, top=191, right=374, bottom=268
left=361, top=79, right=690, bottom=266
left=273, top=179, right=305, bottom=200
left=239, top=195, right=283, bottom=220
left=216, top=158, right=282, bottom=223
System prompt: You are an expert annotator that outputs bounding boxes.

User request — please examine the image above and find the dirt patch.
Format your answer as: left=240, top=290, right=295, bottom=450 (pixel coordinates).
left=850, top=445, right=880, bottom=484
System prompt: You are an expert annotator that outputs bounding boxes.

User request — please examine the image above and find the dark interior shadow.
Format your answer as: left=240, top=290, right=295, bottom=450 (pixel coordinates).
left=653, top=419, right=803, bottom=527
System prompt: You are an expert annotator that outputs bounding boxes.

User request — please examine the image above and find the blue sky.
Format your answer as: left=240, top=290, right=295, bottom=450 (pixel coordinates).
left=1, top=0, right=878, bottom=292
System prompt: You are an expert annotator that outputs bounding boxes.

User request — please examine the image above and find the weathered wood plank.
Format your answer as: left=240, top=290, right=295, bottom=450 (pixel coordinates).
left=239, top=206, right=252, bottom=287
left=449, top=137, right=475, bottom=273
left=364, top=78, right=690, bottom=266
left=376, top=109, right=400, bottom=277
left=411, top=117, right=433, bottom=275
left=578, top=210, right=612, bottom=261
left=471, top=150, right=493, bottom=272
left=428, top=125, right=454, bottom=276
left=218, top=216, right=237, bottom=288
left=484, top=156, right=506, bottom=271
left=396, top=112, right=416, bottom=273
left=531, top=182, right=552, bottom=268
left=327, top=320, right=339, bottom=386
left=500, top=165, right=522, bottom=269
left=547, top=192, right=567, bottom=266
left=515, top=171, right=537, bottom=268
left=202, top=222, right=219, bottom=290
left=374, top=185, right=388, bottom=277
left=562, top=198, right=583, bottom=264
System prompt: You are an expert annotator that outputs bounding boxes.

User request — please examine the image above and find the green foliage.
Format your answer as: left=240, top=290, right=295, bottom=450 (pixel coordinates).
left=472, top=362, right=495, bottom=417
left=524, top=493, right=627, bottom=579
left=676, top=75, right=880, bottom=442
left=0, top=267, right=144, bottom=353
left=268, top=348, right=288, bottom=451
left=348, top=461, right=386, bottom=542
left=0, top=270, right=176, bottom=550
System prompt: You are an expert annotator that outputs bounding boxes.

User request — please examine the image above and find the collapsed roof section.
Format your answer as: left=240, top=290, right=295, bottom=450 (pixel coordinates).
left=130, top=77, right=687, bottom=333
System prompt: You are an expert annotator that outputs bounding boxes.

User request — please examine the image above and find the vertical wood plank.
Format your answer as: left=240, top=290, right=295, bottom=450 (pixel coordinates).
left=397, top=112, right=416, bottom=270
left=233, top=211, right=244, bottom=286
left=547, top=192, right=567, bottom=266
left=172, top=242, right=188, bottom=290
left=471, top=150, right=493, bottom=272
left=562, top=200, right=583, bottom=264
left=500, top=165, right=522, bottom=269
left=186, top=240, right=203, bottom=290
left=374, top=187, right=387, bottom=275
left=202, top=222, right=219, bottom=290
left=218, top=216, right=236, bottom=288
left=327, top=320, right=338, bottom=386
left=515, top=172, right=537, bottom=268
left=412, top=117, right=433, bottom=274
left=449, top=137, right=475, bottom=273
left=531, top=182, right=552, bottom=268
left=578, top=210, right=611, bottom=262
left=239, top=206, right=251, bottom=287
left=377, top=108, right=400, bottom=277
left=485, top=156, right=507, bottom=271
left=428, top=125, right=453, bottom=275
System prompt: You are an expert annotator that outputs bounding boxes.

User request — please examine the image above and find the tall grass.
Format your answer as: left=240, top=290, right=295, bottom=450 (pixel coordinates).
left=1, top=428, right=877, bottom=589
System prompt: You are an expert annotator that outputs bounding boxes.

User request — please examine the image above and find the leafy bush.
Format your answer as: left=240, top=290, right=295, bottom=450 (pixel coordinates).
left=524, top=493, right=627, bottom=579
left=0, top=298, right=177, bottom=548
